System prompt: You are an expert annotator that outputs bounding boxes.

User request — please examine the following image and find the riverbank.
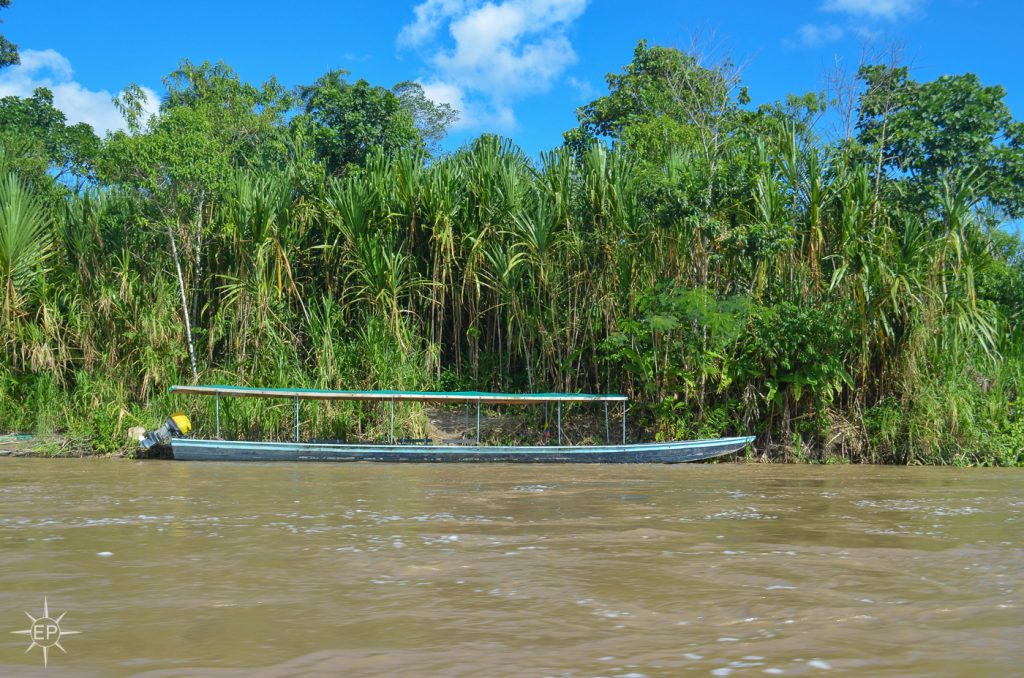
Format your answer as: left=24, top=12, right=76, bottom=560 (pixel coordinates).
left=0, top=433, right=80, bottom=457
left=2, top=399, right=1019, bottom=465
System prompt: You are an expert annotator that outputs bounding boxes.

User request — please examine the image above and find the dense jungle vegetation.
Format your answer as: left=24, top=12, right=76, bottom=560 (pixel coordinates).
left=1, top=17, right=1022, bottom=462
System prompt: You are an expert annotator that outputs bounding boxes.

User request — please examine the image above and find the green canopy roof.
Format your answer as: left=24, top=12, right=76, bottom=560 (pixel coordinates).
left=169, top=385, right=627, bottom=404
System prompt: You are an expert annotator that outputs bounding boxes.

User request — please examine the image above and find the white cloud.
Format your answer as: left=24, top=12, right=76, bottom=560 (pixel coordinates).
left=786, top=23, right=845, bottom=48
left=418, top=78, right=471, bottom=128
left=0, top=48, right=158, bottom=135
left=399, top=0, right=466, bottom=48
left=398, top=0, right=589, bottom=132
left=566, top=76, right=596, bottom=102
left=848, top=24, right=883, bottom=41
left=419, top=78, right=515, bottom=130
left=821, top=0, right=922, bottom=20
left=786, top=0, right=922, bottom=48
left=418, top=78, right=467, bottom=114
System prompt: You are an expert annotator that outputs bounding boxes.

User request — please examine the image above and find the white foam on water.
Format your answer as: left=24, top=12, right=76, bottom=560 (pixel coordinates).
left=599, top=609, right=630, bottom=619
left=807, top=659, right=831, bottom=670
left=512, top=485, right=552, bottom=492
left=706, top=510, right=776, bottom=520
left=96, top=551, right=113, bottom=557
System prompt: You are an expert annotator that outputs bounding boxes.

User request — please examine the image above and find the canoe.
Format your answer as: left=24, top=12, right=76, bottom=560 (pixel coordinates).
left=170, top=436, right=755, bottom=463
left=157, top=385, right=755, bottom=463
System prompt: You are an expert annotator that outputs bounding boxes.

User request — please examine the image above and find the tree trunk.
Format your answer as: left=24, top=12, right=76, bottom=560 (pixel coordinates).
left=169, top=223, right=199, bottom=383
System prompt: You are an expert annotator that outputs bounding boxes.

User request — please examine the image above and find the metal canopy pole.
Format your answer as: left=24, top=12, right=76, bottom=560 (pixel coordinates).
left=604, top=402, right=609, bottom=444
left=557, top=401, right=562, bottom=445
left=293, top=397, right=300, bottom=442
left=390, top=399, right=395, bottom=444
left=622, top=401, right=626, bottom=444
left=476, top=400, right=481, bottom=445
left=215, top=394, right=221, bottom=438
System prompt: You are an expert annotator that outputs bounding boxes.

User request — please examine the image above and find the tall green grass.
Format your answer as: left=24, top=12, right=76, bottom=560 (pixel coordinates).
left=0, top=138, right=1020, bottom=464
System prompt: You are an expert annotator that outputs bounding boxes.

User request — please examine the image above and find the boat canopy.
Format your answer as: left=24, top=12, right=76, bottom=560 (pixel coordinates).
left=169, top=385, right=628, bottom=405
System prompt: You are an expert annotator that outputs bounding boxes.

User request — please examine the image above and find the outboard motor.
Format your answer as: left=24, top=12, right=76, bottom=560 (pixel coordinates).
left=140, top=413, right=192, bottom=450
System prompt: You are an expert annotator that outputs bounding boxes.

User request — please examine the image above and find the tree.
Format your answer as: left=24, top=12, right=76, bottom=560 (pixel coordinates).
left=0, top=0, right=17, bottom=70
left=563, top=39, right=749, bottom=162
left=296, top=70, right=454, bottom=174
left=393, top=80, right=458, bottom=154
left=0, top=88, right=101, bottom=183
left=856, top=65, right=1024, bottom=217
left=98, top=61, right=297, bottom=382
left=100, top=60, right=293, bottom=203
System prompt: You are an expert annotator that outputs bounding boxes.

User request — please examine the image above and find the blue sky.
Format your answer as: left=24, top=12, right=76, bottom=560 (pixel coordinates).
left=0, top=0, right=1021, bottom=158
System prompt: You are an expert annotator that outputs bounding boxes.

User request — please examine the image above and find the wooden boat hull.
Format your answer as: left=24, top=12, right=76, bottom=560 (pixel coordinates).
left=170, top=436, right=755, bottom=463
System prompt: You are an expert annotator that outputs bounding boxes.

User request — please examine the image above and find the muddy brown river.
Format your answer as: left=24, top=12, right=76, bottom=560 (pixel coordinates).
left=0, top=460, right=1020, bottom=676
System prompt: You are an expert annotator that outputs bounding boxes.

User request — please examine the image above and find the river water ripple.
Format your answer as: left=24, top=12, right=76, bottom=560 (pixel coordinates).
left=0, top=461, right=1020, bottom=676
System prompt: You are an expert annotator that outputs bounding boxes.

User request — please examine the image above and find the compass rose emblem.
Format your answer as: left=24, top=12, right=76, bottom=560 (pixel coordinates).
left=11, top=597, right=81, bottom=667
